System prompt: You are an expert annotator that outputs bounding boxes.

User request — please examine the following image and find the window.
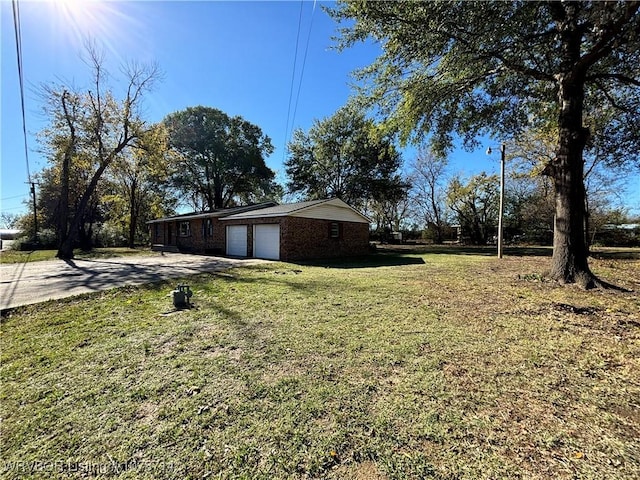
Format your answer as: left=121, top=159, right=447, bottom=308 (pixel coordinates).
left=330, top=222, right=340, bottom=239
left=201, top=219, right=213, bottom=238
left=154, top=223, right=159, bottom=240
left=179, top=221, right=191, bottom=237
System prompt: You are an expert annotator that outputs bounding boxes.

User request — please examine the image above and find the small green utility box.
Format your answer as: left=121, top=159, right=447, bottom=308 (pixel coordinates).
left=172, top=284, right=193, bottom=309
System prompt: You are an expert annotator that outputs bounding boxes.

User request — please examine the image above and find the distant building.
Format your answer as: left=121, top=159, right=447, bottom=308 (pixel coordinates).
left=0, top=229, right=22, bottom=250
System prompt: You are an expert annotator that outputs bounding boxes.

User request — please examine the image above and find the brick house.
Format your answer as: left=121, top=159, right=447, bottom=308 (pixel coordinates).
left=148, top=198, right=371, bottom=261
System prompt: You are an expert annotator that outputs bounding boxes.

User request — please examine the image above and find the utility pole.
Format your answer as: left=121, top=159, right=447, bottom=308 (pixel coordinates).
left=28, top=181, right=38, bottom=243
left=486, top=144, right=506, bottom=259
left=497, top=144, right=505, bottom=259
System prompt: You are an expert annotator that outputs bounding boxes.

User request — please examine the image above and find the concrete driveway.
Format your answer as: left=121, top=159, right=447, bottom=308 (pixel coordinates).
left=0, top=253, right=266, bottom=311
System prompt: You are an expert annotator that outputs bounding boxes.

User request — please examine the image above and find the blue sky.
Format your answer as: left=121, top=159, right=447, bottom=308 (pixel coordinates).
left=1, top=0, right=638, bottom=218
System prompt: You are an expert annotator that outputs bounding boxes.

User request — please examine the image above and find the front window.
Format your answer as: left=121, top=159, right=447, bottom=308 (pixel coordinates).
left=179, top=221, right=191, bottom=237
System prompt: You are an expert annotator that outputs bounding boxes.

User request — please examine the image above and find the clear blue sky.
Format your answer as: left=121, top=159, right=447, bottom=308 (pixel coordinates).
left=1, top=0, right=638, bottom=218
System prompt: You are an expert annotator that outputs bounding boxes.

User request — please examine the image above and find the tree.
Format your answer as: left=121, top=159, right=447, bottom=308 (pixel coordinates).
left=409, top=148, right=449, bottom=243
left=285, top=104, right=406, bottom=208
left=0, top=213, right=21, bottom=230
left=39, top=44, right=160, bottom=259
left=103, top=124, right=177, bottom=248
left=34, top=160, right=106, bottom=251
left=367, top=184, right=411, bottom=238
left=164, top=106, right=276, bottom=210
left=331, top=1, right=640, bottom=288
left=504, top=173, right=555, bottom=245
left=510, top=126, right=629, bottom=250
left=447, top=173, right=500, bottom=245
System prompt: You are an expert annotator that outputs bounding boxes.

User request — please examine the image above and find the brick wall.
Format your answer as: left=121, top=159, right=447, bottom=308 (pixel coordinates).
left=281, top=217, right=370, bottom=261
left=151, top=218, right=226, bottom=254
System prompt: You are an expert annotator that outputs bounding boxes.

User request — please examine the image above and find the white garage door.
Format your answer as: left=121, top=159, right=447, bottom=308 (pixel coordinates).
left=254, top=224, right=280, bottom=260
left=226, top=225, right=248, bottom=257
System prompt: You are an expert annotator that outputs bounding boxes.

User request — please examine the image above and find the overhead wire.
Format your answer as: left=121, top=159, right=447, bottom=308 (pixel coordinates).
left=12, top=0, right=32, bottom=185
left=282, top=0, right=305, bottom=163
left=290, top=0, right=317, bottom=141
left=282, top=0, right=317, bottom=164
left=1, top=194, right=29, bottom=201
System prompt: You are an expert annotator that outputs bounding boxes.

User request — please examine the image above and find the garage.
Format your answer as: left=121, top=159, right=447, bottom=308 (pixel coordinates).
left=226, top=225, right=247, bottom=256
left=253, top=224, right=280, bottom=260
left=220, top=198, right=371, bottom=261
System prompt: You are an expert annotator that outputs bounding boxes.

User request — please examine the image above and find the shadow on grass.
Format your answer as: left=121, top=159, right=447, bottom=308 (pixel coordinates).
left=294, top=253, right=426, bottom=269
left=378, top=244, right=640, bottom=260
left=589, top=249, right=640, bottom=260
left=376, top=244, right=554, bottom=257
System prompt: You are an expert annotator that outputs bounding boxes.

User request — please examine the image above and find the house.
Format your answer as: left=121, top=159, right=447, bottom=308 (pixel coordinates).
left=148, top=198, right=371, bottom=261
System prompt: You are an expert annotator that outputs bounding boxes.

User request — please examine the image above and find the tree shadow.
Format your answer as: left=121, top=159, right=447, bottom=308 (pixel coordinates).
left=292, top=253, right=426, bottom=269
left=378, top=244, right=640, bottom=260
left=589, top=249, right=640, bottom=260
left=375, top=244, right=554, bottom=257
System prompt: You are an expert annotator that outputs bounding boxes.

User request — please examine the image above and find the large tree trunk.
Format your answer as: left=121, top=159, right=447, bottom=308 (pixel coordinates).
left=547, top=6, right=604, bottom=289
left=57, top=163, right=109, bottom=259
left=549, top=72, right=596, bottom=288
left=56, top=91, right=74, bottom=250
left=214, top=178, right=224, bottom=209
left=430, top=183, right=444, bottom=244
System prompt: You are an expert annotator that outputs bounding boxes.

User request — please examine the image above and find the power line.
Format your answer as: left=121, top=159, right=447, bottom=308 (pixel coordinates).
left=12, top=0, right=32, bottom=184
left=12, top=0, right=38, bottom=241
left=0, top=205, right=29, bottom=212
left=1, top=194, right=29, bottom=201
left=290, top=0, right=317, bottom=140
left=282, top=0, right=305, bottom=163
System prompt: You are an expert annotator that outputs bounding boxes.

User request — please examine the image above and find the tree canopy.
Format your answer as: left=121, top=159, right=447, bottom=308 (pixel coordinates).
left=331, top=0, right=640, bottom=288
left=284, top=104, right=407, bottom=208
left=164, top=106, right=277, bottom=210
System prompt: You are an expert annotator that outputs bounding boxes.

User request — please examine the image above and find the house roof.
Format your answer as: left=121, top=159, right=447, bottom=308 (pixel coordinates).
left=146, top=202, right=277, bottom=224
left=220, top=198, right=371, bottom=223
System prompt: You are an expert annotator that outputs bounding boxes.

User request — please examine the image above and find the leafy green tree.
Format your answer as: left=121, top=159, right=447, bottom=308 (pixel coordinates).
left=103, top=124, right=177, bottom=248
left=331, top=1, right=640, bottom=288
left=39, top=44, right=159, bottom=258
left=164, top=106, right=276, bottom=210
left=285, top=104, right=406, bottom=208
left=447, top=173, right=499, bottom=245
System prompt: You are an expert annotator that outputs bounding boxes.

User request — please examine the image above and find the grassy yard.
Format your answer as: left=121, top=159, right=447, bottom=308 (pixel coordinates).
left=0, top=247, right=155, bottom=264
left=1, top=248, right=639, bottom=479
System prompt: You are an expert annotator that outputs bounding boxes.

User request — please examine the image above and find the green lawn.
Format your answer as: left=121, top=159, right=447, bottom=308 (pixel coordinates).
left=1, top=249, right=639, bottom=479
left=0, top=247, right=155, bottom=264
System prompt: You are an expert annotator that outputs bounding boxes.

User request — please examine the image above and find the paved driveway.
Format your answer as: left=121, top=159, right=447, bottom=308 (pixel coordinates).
left=0, top=253, right=266, bottom=311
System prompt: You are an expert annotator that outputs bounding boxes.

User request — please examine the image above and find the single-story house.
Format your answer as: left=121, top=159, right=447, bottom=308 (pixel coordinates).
left=148, top=198, right=371, bottom=261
